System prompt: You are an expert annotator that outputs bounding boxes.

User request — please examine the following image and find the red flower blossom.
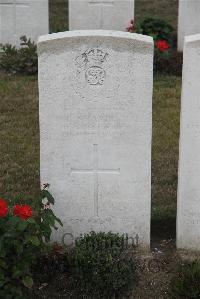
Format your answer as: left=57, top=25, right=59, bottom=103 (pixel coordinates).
left=0, top=198, right=8, bottom=217
left=13, top=204, right=33, bottom=220
left=156, top=40, right=170, bottom=52
left=13, top=205, right=22, bottom=217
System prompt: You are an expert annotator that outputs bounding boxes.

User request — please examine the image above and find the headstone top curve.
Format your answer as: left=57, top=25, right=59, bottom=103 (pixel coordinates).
left=38, top=30, right=153, bottom=46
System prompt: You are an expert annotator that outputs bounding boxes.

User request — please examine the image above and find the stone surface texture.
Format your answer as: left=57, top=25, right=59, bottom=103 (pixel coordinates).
left=69, top=0, right=134, bottom=31
left=38, top=30, right=153, bottom=250
left=177, top=34, right=200, bottom=251
left=178, top=0, right=200, bottom=51
left=0, top=0, right=49, bottom=46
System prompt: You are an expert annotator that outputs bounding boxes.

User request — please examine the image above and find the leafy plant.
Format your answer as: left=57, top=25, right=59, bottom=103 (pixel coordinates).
left=171, top=260, right=200, bottom=299
left=0, top=185, right=62, bottom=299
left=127, top=17, right=182, bottom=75
left=135, top=17, right=174, bottom=45
left=70, top=231, right=136, bottom=298
left=0, top=36, right=38, bottom=75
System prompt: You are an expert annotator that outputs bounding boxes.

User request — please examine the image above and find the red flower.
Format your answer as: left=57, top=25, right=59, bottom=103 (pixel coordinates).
left=13, top=205, right=22, bottom=217
left=13, top=204, right=33, bottom=220
left=0, top=198, right=8, bottom=217
left=156, top=40, right=170, bottom=52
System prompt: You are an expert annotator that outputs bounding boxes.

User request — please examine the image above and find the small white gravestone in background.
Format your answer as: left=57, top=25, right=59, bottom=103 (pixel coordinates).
left=178, top=0, right=200, bottom=51
left=177, top=34, right=200, bottom=251
left=0, top=0, right=49, bottom=46
left=69, top=0, right=134, bottom=31
left=38, top=30, right=153, bottom=250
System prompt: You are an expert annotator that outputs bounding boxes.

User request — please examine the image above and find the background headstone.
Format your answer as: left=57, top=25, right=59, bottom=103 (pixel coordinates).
left=69, top=0, right=134, bottom=31
left=0, top=0, right=49, bottom=46
left=177, top=34, right=200, bottom=251
left=178, top=0, right=200, bottom=51
left=38, top=30, right=153, bottom=249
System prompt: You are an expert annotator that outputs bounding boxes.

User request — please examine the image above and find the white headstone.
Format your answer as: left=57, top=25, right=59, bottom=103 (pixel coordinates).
left=177, top=34, right=200, bottom=251
left=0, top=0, right=49, bottom=46
left=69, top=0, right=134, bottom=31
left=178, top=0, right=200, bottom=51
left=38, top=30, right=153, bottom=250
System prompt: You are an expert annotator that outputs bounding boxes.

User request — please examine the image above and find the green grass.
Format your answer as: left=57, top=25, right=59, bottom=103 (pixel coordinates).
left=0, top=75, right=40, bottom=200
left=0, top=75, right=181, bottom=221
left=152, top=75, right=181, bottom=220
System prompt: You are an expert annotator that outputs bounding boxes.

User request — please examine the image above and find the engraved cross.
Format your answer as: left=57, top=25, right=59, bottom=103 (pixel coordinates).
left=71, top=144, right=120, bottom=217
left=89, top=0, right=114, bottom=28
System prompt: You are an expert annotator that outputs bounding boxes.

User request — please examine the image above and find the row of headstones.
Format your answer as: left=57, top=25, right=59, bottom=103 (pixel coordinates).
left=0, top=0, right=199, bottom=51
left=38, top=28, right=200, bottom=253
left=0, top=0, right=134, bottom=46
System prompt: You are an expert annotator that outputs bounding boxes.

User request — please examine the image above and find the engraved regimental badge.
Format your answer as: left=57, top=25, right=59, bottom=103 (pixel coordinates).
left=75, top=48, right=108, bottom=86
left=71, top=47, right=119, bottom=100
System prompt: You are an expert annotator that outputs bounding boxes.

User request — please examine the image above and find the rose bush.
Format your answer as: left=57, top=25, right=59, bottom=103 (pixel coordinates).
left=126, top=18, right=184, bottom=75
left=0, top=186, right=62, bottom=299
left=132, top=17, right=174, bottom=45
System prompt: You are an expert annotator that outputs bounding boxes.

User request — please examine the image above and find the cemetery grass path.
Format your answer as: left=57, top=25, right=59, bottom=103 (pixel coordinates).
left=0, top=75, right=40, bottom=201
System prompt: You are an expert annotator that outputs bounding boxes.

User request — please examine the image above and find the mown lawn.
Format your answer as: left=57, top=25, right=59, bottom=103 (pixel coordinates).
left=0, top=75, right=181, bottom=223
left=0, top=76, right=40, bottom=201
left=0, top=0, right=181, bottom=225
left=152, top=76, right=181, bottom=221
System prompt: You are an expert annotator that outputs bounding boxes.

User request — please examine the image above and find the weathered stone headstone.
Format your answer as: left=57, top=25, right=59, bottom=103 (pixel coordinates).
left=69, top=0, right=134, bottom=31
left=0, top=0, right=49, bottom=46
left=177, top=34, right=200, bottom=251
left=38, top=30, right=153, bottom=249
left=178, top=0, right=200, bottom=51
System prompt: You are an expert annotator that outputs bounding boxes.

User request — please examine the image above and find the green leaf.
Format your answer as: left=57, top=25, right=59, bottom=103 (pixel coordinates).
left=7, top=217, right=20, bottom=227
left=0, top=244, right=6, bottom=258
left=14, top=243, right=23, bottom=255
left=55, top=216, right=63, bottom=227
left=29, top=236, right=40, bottom=246
left=17, top=221, right=28, bottom=231
left=27, top=218, right=36, bottom=225
left=22, top=276, right=33, bottom=288
left=41, top=190, right=55, bottom=204
left=0, top=259, right=7, bottom=269
left=12, top=267, right=22, bottom=278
